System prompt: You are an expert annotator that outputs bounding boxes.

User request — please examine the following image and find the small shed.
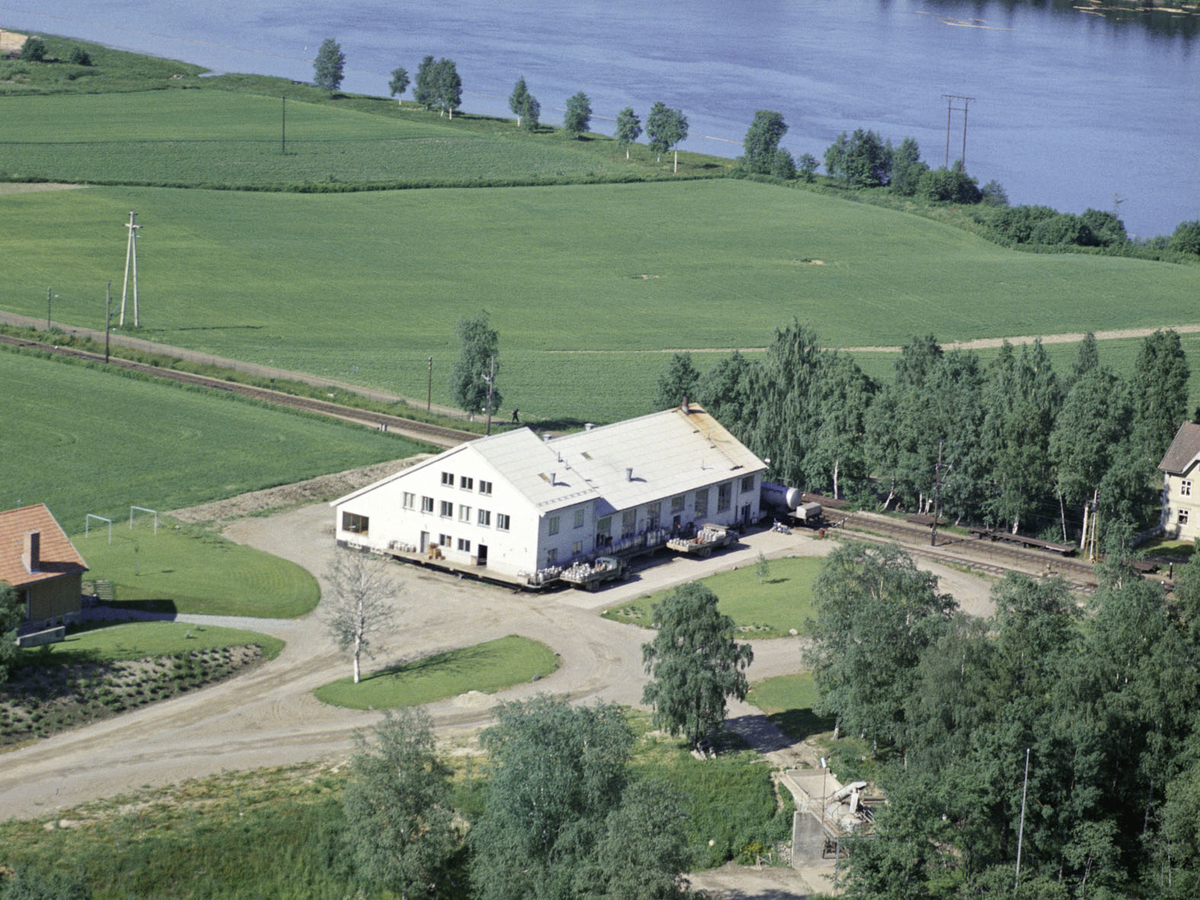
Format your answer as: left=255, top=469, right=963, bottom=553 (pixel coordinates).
left=0, top=504, right=88, bottom=628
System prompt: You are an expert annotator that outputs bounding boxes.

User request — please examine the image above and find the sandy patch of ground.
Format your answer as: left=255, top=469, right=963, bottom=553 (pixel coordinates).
left=0, top=31, right=28, bottom=54
left=0, top=183, right=87, bottom=194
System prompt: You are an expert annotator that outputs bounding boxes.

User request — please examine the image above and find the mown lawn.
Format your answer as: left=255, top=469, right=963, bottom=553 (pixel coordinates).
left=3, top=180, right=1197, bottom=422
left=603, top=554, right=823, bottom=638
left=0, top=348, right=422, bottom=529
left=314, top=635, right=558, bottom=709
left=747, top=672, right=835, bottom=743
left=76, top=524, right=319, bottom=618
left=17, top=621, right=284, bottom=667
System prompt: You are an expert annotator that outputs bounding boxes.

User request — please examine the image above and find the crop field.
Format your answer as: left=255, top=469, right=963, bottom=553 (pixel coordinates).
left=0, top=347, right=420, bottom=529
left=77, top=524, right=320, bottom=618
left=0, top=89, right=641, bottom=187
left=2, top=179, right=1197, bottom=421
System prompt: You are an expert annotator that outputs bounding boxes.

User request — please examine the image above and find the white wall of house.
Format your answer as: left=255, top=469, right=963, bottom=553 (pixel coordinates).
left=1162, top=470, right=1200, bottom=541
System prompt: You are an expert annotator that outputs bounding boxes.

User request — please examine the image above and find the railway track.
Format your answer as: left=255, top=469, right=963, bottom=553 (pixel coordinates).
left=0, top=333, right=477, bottom=449
left=835, top=510, right=1099, bottom=589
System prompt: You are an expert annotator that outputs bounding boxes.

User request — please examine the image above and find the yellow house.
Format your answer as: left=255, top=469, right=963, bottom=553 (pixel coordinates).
left=1159, top=423, right=1200, bottom=542
left=0, top=504, right=88, bottom=629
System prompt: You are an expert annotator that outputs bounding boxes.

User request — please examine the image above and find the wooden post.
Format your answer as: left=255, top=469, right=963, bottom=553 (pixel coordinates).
left=105, top=281, right=111, bottom=363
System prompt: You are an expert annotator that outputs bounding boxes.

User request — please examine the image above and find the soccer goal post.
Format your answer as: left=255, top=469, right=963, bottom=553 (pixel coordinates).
left=86, top=514, right=113, bottom=544
left=130, top=506, right=158, bottom=534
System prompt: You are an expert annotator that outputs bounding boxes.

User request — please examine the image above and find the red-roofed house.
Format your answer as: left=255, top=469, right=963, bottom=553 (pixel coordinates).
left=0, top=504, right=88, bottom=628
left=1159, top=423, right=1200, bottom=542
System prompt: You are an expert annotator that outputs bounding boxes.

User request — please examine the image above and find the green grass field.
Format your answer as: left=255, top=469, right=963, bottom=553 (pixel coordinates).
left=603, top=555, right=823, bottom=638
left=746, top=672, right=835, bottom=743
left=0, top=347, right=424, bottom=529
left=18, top=621, right=284, bottom=667
left=0, top=90, right=643, bottom=187
left=3, top=179, right=1197, bottom=422
left=76, top=524, right=319, bottom=618
left=314, top=635, right=559, bottom=709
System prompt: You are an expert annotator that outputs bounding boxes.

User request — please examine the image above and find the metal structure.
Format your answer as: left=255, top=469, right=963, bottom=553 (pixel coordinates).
left=942, top=94, right=974, bottom=168
left=85, top=514, right=113, bottom=544
left=129, top=506, right=158, bottom=534
left=120, top=210, right=141, bottom=327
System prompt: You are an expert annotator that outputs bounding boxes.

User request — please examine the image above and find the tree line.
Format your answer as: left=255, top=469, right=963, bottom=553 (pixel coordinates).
left=660, top=321, right=1190, bottom=545
left=806, top=540, right=1200, bottom=899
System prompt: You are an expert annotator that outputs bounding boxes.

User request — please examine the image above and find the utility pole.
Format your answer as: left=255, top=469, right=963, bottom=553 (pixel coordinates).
left=281, top=95, right=286, bottom=155
left=120, top=210, right=141, bottom=327
left=46, top=286, right=52, bottom=330
left=942, top=94, right=974, bottom=169
left=1015, top=747, right=1031, bottom=892
left=426, top=356, right=433, bottom=412
left=105, top=281, right=111, bottom=363
left=484, top=355, right=496, bottom=436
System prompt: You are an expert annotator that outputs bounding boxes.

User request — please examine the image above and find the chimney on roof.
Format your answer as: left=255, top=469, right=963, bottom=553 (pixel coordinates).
left=585, top=423, right=594, bottom=431
left=626, top=467, right=633, bottom=482
left=543, top=433, right=552, bottom=443
left=682, top=396, right=690, bottom=413
left=22, top=531, right=40, bottom=573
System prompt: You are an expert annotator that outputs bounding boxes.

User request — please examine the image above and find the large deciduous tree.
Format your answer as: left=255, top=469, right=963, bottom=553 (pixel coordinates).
left=562, top=91, right=592, bottom=138
left=890, top=136, right=927, bottom=196
left=313, top=38, right=345, bottom=96
left=469, top=695, right=634, bottom=900
left=614, top=107, right=641, bottom=159
left=1129, top=328, right=1189, bottom=465
left=322, top=551, right=397, bottom=684
left=342, top=708, right=456, bottom=900
left=508, top=76, right=540, bottom=130
left=741, top=110, right=788, bottom=174
left=433, top=58, right=461, bottom=118
left=450, top=310, right=502, bottom=416
left=805, top=542, right=955, bottom=750
left=642, top=582, right=754, bottom=749
left=646, top=102, right=688, bottom=171
left=413, top=55, right=438, bottom=109
left=655, top=351, right=700, bottom=410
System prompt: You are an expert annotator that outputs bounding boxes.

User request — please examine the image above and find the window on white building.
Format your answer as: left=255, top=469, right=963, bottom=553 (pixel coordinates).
left=458, top=538, right=471, bottom=552
left=459, top=505, right=472, bottom=523
left=497, top=514, right=511, bottom=531
left=478, top=509, right=491, bottom=526
left=402, top=492, right=415, bottom=510
left=342, top=512, right=368, bottom=534
left=479, top=480, right=493, bottom=496
left=1183, top=480, right=1193, bottom=497
left=717, top=482, right=732, bottom=513
left=694, top=489, right=709, bottom=517
left=460, top=476, right=474, bottom=490
left=422, top=496, right=434, bottom=513
left=671, top=495, right=685, bottom=513
left=646, top=501, right=660, bottom=529
left=621, top=509, right=636, bottom=539
left=741, top=474, right=756, bottom=493
left=438, top=533, right=452, bottom=547
left=574, top=508, right=585, bottom=529
left=440, top=501, right=453, bottom=518
left=546, top=548, right=558, bottom=564
left=596, top=516, right=611, bottom=535
left=548, top=516, right=560, bottom=535
left=572, top=540, right=583, bottom=555
left=1181, top=509, right=1191, bottom=526
left=441, top=472, right=454, bottom=486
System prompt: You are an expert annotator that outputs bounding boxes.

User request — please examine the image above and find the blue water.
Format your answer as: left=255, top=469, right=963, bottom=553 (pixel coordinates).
left=3, top=0, right=1197, bottom=236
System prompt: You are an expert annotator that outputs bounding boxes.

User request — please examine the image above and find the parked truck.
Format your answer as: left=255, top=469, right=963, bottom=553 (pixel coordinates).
left=559, top=555, right=628, bottom=591
left=666, top=523, right=737, bottom=558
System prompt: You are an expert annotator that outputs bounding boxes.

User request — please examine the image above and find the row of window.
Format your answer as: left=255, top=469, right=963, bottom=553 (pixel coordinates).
left=402, top=492, right=511, bottom=530
left=440, top=472, right=493, bottom=495
left=435, top=534, right=475, bottom=553
left=544, top=540, right=586, bottom=565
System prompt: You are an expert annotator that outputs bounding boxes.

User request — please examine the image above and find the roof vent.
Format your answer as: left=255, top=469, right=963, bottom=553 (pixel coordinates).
left=543, top=433, right=552, bottom=443
left=626, top=467, right=634, bottom=482
left=585, top=423, right=594, bottom=431
left=550, top=471, right=557, bottom=485
left=682, top=396, right=690, bottom=413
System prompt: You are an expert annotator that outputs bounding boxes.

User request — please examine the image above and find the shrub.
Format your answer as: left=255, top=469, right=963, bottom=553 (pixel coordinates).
left=67, top=46, right=92, bottom=66
left=983, top=204, right=1059, bottom=244
left=770, top=149, right=796, bottom=180
left=980, top=179, right=1009, bottom=206
left=1081, top=208, right=1127, bottom=247
left=917, top=166, right=982, bottom=204
left=1030, top=212, right=1099, bottom=247
left=18, top=38, right=47, bottom=62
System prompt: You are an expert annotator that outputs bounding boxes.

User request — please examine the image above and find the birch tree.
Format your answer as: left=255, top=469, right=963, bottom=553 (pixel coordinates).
left=323, top=551, right=397, bottom=684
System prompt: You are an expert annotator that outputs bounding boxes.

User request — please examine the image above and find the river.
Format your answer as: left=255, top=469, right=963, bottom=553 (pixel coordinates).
left=2, top=0, right=1197, bottom=236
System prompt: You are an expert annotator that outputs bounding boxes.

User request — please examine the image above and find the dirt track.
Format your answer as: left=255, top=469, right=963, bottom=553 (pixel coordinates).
left=0, top=496, right=994, bottom=823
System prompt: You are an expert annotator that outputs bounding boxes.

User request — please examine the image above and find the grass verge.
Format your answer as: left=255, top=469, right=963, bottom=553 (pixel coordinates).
left=603, top=555, right=823, bottom=637
left=314, top=635, right=558, bottom=709
left=747, top=672, right=835, bottom=744
left=76, top=522, right=318, bottom=618
left=17, top=621, right=284, bottom=666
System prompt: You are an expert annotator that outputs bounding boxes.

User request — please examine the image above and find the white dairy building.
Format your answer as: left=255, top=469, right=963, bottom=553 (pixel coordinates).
left=331, top=403, right=767, bottom=583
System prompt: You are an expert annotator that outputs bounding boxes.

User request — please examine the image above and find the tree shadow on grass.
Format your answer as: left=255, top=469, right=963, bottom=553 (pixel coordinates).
left=768, top=708, right=836, bottom=744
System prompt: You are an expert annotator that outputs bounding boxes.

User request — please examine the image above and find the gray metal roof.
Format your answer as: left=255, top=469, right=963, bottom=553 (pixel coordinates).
left=1159, top=422, right=1200, bottom=475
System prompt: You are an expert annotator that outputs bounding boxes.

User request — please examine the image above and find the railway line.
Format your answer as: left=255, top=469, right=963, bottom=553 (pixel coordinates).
left=0, top=333, right=476, bottom=449
left=834, top=510, right=1100, bottom=590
